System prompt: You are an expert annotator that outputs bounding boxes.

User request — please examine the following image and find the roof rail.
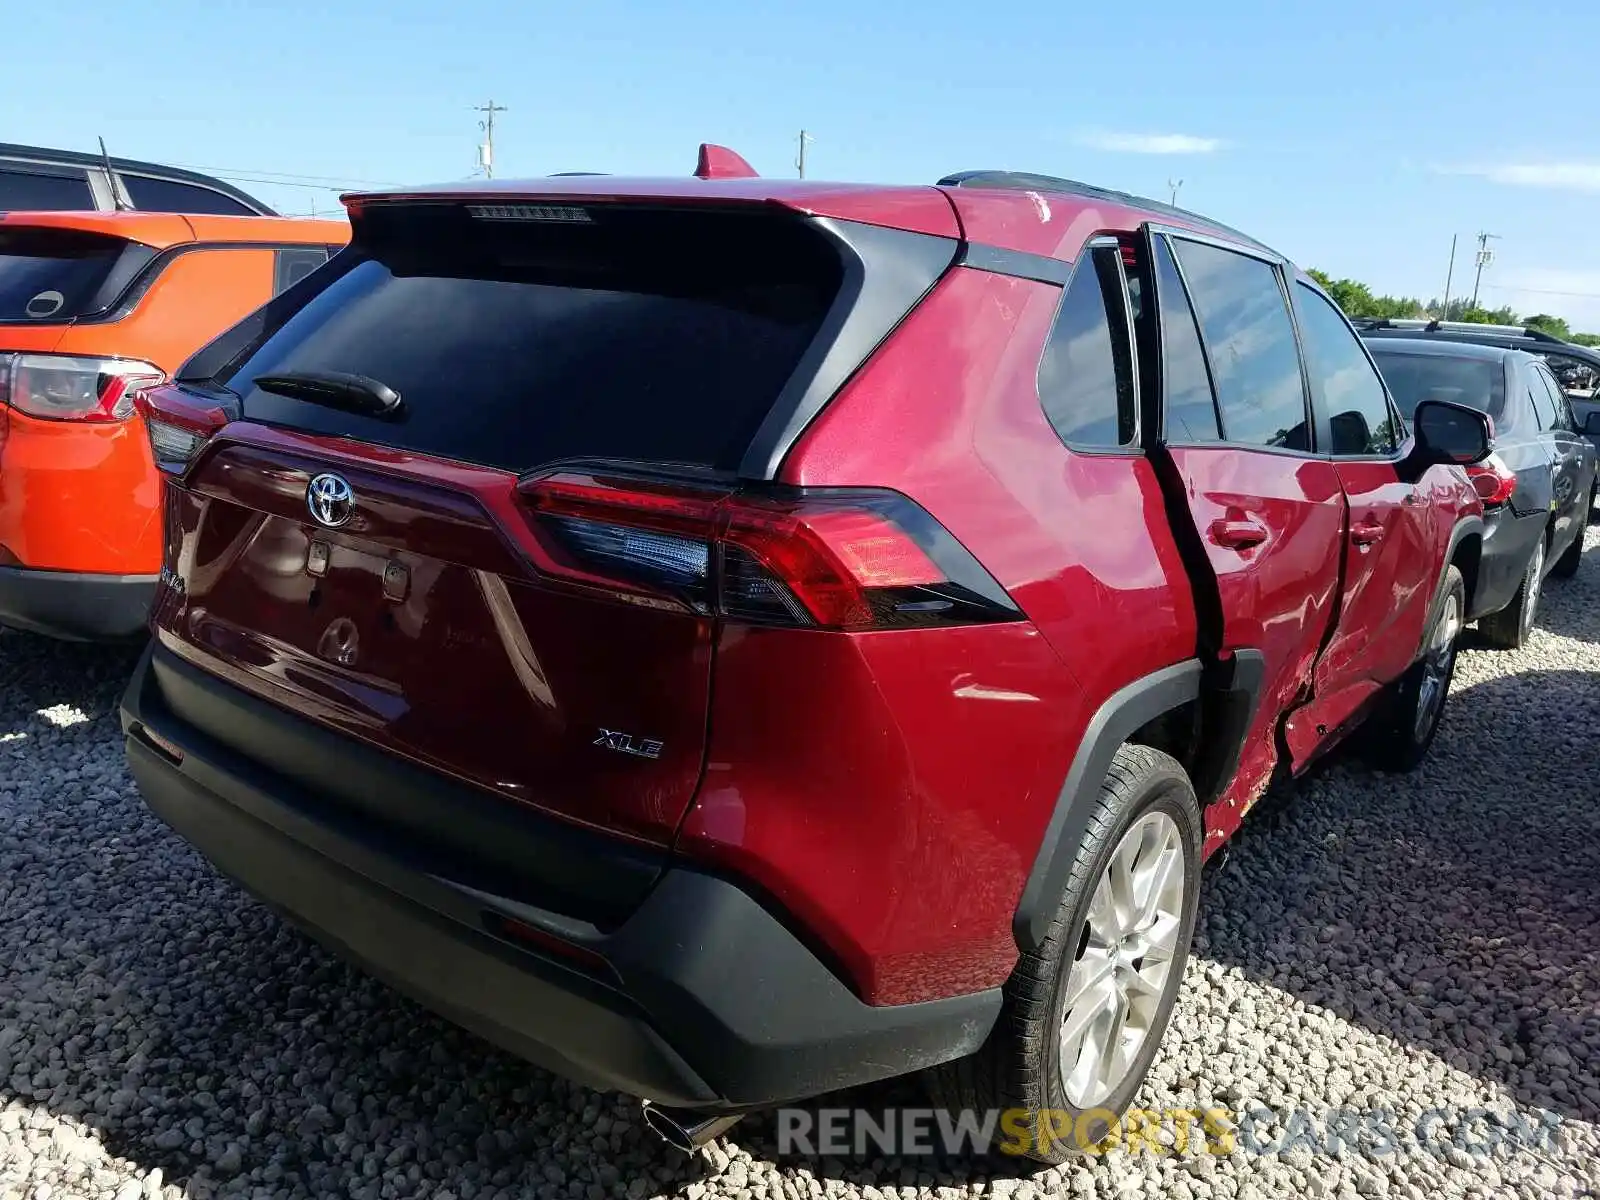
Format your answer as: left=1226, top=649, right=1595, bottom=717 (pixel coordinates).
left=1352, top=317, right=1573, bottom=346
left=1425, top=319, right=1539, bottom=337
left=937, top=169, right=1275, bottom=257
left=1349, top=317, right=1423, bottom=330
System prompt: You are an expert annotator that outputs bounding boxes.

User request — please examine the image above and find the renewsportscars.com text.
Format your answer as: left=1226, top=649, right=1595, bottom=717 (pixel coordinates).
left=774, top=1106, right=1564, bottom=1160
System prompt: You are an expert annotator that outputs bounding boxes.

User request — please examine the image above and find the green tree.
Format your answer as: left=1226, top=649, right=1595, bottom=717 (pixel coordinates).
left=1451, top=305, right=1519, bottom=326
left=1524, top=313, right=1572, bottom=339
left=1570, top=332, right=1600, bottom=347
left=1308, top=270, right=1425, bottom=319
left=1307, top=270, right=1377, bottom=316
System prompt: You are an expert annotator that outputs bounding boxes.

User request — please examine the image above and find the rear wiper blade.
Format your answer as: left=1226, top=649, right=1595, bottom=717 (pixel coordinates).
left=252, top=370, right=403, bottom=419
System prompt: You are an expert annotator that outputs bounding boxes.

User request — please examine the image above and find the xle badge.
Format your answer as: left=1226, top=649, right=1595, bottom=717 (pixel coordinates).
left=594, top=729, right=665, bottom=760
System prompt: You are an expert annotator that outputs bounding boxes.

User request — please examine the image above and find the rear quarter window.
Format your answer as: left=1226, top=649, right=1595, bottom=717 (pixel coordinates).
left=119, top=175, right=258, bottom=217
left=1036, top=241, right=1139, bottom=449
left=0, top=227, right=150, bottom=322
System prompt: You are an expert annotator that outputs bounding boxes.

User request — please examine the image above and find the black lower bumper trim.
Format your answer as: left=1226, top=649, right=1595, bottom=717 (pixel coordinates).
left=0, top=566, right=156, bottom=641
left=122, top=642, right=1000, bottom=1108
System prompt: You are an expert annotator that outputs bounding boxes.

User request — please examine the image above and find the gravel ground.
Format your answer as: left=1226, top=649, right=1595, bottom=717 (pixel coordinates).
left=3, top=530, right=1597, bottom=1200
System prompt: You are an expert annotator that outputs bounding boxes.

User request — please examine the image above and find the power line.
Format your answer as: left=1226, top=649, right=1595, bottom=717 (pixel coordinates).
left=166, top=163, right=403, bottom=188
left=1482, top=282, right=1600, bottom=299
left=188, top=174, right=361, bottom=194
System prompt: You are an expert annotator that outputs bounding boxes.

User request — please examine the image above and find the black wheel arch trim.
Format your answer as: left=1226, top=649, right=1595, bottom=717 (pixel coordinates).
left=1013, top=650, right=1264, bottom=952
left=1439, top=515, right=1485, bottom=633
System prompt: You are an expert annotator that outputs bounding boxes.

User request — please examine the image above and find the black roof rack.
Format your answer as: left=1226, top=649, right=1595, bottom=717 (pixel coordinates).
left=937, top=169, right=1275, bottom=257
left=1352, top=317, right=1570, bottom=345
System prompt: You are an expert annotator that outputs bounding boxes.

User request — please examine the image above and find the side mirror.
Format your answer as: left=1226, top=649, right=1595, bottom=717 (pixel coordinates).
left=1407, top=399, right=1492, bottom=471
left=1585, top=411, right=1600, bottom=436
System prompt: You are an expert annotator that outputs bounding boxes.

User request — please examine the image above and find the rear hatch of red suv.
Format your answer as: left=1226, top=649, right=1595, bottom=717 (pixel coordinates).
left=141, top=192, right=963, bottom=859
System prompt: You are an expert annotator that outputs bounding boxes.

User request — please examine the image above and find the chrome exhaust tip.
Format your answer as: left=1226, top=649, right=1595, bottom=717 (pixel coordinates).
left=641, top=1102, right=744, bottom=1153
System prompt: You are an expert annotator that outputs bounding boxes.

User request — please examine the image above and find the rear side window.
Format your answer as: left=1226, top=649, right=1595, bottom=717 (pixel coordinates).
left=1539, top=352, right=1600, bottom=398
left=1527, top=367, right=1558, bottom=430
left=0, top=227, right=146, bottom=321
left=1293, top=284, right=1398, bottom=455
left=1152, top=237, right=1222, bottom=442
left=0, top=166, right=96, bottom=211
left=1534, top=366, right=1574, bottom=432
left=1037, top=242, right=1138, bottom=448
left=222, top=205, right=843, bottom=473
left=1172, top=239, right=1310, bottom=452
left=120, top=175, right=256, bottom=216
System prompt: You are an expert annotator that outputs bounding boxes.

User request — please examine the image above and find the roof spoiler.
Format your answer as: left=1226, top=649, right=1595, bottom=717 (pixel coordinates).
left=544, top=145, right=761, bottom=182
left=694, top=144, right=759, bottom=180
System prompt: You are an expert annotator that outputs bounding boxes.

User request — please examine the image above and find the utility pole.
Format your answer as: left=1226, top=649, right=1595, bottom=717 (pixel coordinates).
left=1168, top=178, right=1183, bottom=206
left=796, top=130, right=815, bottom=179
left=474, top=100, right=508, bottom=179
left=1470, top=231, right=1499, bottom=309
left=1441, top=233, right=1457, bottom=318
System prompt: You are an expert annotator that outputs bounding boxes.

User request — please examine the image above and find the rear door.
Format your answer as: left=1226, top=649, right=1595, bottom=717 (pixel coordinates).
left=1526, top=361, right=1575, bottom=540
left=1289, top=282, right=1433, bottom=763
left=1144, top=229, right=1345, bottom=814
left=1537, top=349, right=1600, bottom=449
left=154, top=201, right=864, bottom=846
left=1532, top=360, right=1589, bottom=545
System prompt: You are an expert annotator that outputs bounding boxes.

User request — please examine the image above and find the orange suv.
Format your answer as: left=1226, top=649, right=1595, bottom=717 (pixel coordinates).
left=0, top=210, right=348, bottom=639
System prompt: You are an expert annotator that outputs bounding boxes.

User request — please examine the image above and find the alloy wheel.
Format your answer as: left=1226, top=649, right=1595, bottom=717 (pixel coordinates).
left=1058, top=811, right=1186, bottom=1109
left=1521, top=539, right=1545, bottom=641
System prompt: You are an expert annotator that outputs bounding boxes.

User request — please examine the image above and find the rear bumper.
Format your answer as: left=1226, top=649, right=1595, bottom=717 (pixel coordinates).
left=1469, top=507, right=1546, bottom=621
left=120, top=642, right=998, bottom=1109
left=0, top=566, right=155, bottom=640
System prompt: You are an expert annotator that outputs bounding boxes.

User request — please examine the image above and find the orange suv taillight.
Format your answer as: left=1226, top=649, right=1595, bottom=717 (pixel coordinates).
left=132, top=384, right=231, bottom=474
left=0, top=353, right=163, bottom=423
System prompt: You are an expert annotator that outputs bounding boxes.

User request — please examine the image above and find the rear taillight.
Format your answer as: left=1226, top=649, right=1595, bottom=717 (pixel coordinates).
left=519, top=470, right=1021, bottom=631
left=0, top=353, right=163, bottom=423
left=1466, top=454, right=1517, bottom=507
left=133, top=384, right=231, bottom=474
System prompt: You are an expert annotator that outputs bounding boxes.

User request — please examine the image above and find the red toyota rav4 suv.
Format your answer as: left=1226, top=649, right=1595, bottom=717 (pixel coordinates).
left=121, top=152, right=1489, bottom=1160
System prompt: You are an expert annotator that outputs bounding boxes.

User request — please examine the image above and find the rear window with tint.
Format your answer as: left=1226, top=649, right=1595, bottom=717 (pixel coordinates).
left=0, top=166, right=95, bottom=211
left=223, top=205, right=844, bottom=473
left=120, top=175, right=258, bottom=217
left=0, top=228, right=141, bottom=321
left=1367, top=350, right=1506, bottom=423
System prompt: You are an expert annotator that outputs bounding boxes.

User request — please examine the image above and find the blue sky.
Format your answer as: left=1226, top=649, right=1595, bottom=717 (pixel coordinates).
left=10, top=0, right=1600, bottom=327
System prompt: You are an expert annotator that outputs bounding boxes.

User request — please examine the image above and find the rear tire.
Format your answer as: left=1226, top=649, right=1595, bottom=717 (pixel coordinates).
left=1364, top=565, right=1465, bottom=772
left=1478, top=537, right=1544, bottom=649
left=929, top=745, right=1201, bottom=1165
left=1552, top=501, right=1587, bottom=578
